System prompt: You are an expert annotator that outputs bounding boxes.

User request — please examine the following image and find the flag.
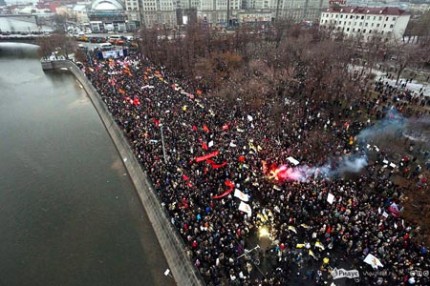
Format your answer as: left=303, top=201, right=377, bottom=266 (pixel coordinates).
left=202, top=124, right=210, bottom=133
left=212, top=180, right=235, bottom=199
left=327, top=193, right=335, bottom=204
left=288, top=225, right=297, bottom=234
left=363, top=253, right=384, bottom=269
left=206, top=159, right=227, bottom=169
left=309, top=249, right=318, bottom=260
left=234, top=189, right=250, bottom=202
left=296, top=243, right=305, bottom=249
left=202, top=142, right=208, bottom=150
left=315, top=241, right=325, bottom=250
left=238, top=201, right=252, bottom=216
left=222, top=123, right=229, bottom=131
left=133, top=97, right=140, bottom=106
left=194, top=151, right=219, bottom=163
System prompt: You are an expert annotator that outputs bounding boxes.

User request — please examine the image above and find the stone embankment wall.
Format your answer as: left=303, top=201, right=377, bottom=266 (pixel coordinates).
left=43, top=60, right=204, bottom=286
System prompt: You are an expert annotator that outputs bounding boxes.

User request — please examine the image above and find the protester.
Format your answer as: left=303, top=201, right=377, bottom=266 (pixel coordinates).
left=81, top=51, right=429, bottom=285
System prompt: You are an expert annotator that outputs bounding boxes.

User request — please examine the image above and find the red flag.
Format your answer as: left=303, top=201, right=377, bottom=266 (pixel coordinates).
left=212, top=179, right=235, bottom=199
left=202, top=124, right=210, bottom=133
left=133, top=97, right=140, bottom=106
left=238, top=155, right=246, bottom=163
left=222, top=123, right=229, bottom=131
left=153, top=118, right=160, bottom=126
left=182, top=174, right=190, bottom=181
left=202, top=142, right=208, bottom=151
left=196, top=89, right=203, bottom=96
left=194, top=150, right=219, bottom=163
left=206, top=159, right=227, bottom=169
left=192, top=125, right=198, bottom=132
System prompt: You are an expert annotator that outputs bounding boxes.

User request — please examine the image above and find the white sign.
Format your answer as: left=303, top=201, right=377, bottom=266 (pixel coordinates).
left=330, top=268, right=360, bottom=280
left=327, top=193, right=335, bottom=204
left=234, top=189, right=250, bottom=202
left=287, top=156, right=300, bottom=166
left=238, top=201, right=252, bottom=216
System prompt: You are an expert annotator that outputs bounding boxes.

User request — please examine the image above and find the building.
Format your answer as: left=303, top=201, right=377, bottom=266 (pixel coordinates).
left=140, top=0, right=176, bottom=28
left=278, top=0, right=327, bottom=21
left=319, top=6, right=411, bottom=42
left=197, top=0, right=242, bottom=25
left=87, top=0, right=127, bottom=32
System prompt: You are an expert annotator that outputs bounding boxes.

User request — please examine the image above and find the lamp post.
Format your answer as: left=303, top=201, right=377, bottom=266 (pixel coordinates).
left=160, top=123, right=168, bottom=164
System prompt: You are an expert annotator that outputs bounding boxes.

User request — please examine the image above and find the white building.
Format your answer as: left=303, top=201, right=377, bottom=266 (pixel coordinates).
left=319, top=6, right=410, bottom=42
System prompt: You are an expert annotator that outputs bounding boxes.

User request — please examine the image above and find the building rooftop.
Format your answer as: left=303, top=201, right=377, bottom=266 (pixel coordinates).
left=326, top=6, right=409, bottom=15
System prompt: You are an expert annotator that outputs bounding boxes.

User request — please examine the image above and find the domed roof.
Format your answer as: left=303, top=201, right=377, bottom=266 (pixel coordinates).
left=91, top=0, right=125, bottom=11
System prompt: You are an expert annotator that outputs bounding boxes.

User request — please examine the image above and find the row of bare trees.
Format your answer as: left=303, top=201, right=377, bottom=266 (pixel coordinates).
left=139, top=17, right=430, bottom=109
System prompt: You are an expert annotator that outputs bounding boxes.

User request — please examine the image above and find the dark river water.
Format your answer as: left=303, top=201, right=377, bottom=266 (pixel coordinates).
left=0, top=43, right=175, bottom=286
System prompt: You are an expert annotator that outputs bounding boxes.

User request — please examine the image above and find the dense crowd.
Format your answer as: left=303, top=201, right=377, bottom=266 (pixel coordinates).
left=82, top=51, right=429, bottom=286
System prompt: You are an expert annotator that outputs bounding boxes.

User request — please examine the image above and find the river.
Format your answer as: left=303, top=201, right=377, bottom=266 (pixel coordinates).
left=0, top=43, right=175, bottom=286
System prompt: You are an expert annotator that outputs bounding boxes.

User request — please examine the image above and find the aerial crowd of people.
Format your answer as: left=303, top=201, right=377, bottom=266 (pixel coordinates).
left=81, top=50, right=429, bottom=285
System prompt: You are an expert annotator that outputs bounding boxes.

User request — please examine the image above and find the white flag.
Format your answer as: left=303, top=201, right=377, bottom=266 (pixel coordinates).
left=363, top=253, right=384, bottom=269
left=238, top=201, right=252, bottom=216
left=327, top=193, right=335, bottom=204
left=234, top=189, right=249, bottom=202
left=208, top=140, right=214, bottom=148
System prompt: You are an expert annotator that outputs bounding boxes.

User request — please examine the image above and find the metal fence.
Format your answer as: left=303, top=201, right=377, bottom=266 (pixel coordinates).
left=47, top=60, right=204, bottom=286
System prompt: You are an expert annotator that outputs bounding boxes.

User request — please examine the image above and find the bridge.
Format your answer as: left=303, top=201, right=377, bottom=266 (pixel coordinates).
left=0, top=35, right=43, bottom=44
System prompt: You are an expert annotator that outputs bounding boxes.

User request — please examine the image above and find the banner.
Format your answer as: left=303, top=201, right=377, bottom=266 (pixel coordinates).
left=287, top=156, right=300, bottom=166
left=212, top=180, right=235, bottom=199
left=194, top=151, right=219, bottom=163
left=330, top=268, right=360, bottom=280
left=234, top=189, right=249, bottom=202
left=238, top=201, right=252, bottom=216
left=206, top=159, right=227, bottom=169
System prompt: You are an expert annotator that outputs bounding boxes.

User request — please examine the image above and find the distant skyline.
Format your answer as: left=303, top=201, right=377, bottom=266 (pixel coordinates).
left=5, top=0, right=38, bottom=5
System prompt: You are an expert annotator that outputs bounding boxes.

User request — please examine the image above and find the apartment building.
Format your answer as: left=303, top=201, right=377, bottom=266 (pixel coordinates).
left=319, top=6, right=410, bottom=42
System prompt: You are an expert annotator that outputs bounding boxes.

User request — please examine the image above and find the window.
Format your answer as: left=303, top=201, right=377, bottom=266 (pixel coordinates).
left=367, top=16, right=370, bottom=20
left=340, top=14, right=343, bottom=18
left=379, top=16, right=382, bottom=20
left=356, top=15, right=359, bottom=19
left=347, top=28, right=350, bottom=32
left=352, top=28, right=355, bottom=32
left=377, top=23, right=380, bottom=27
left=361, top=16, right=364, bottom=19
left=371, top=23, right=374, bottom=27
left=350, top=15, right=353, bottom=19
left=363, top=29, right=366, bottom=33
left=392, top=17, right=396, bottom=21
left=390, top=24, right=394, bottom=28
left=359, top=22, right=362, bottom=26
left=365, top=22, right=368, bottom=26
left=358, top=29, right=361, bottom=32
left=369, top=30, right=372, bottom=33
left=384, top=24, right=386, bottom=28
left=373, top=16, right=376, bottom=20
left=386, top=17, right=389, bottom=21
